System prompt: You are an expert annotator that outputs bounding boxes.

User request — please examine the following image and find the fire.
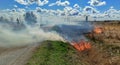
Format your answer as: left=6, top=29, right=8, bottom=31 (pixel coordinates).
left=93, top=26, right=103, bottom=34
left=72, top=40, right=91, bottom=51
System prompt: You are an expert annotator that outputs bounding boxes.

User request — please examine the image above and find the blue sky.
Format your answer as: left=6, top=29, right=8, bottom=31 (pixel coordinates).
left=0, top=0, right=120, bottom=12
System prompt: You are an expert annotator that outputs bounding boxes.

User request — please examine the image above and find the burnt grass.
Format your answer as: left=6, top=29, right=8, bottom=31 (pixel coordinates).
left=26, top=21, right=120, bottom=65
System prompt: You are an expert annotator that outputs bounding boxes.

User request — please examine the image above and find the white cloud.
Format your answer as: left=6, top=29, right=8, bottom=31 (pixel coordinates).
left=15, top=0, right=49, bottom=6
left=63, top=6, right=81, bottom=16
left=48, top=3, right=55, bottom=6
left=83, top=6, right=99, bottom=14
left=64, top=6, right=73, bottom=12
left=15, top=0, right=28, bottom=5
left=73, top=4, right=81, bottom=12
left=88, top=0, right=106, bottom=6
left=56, top=9, right=64, bottom=16
left=17, top=8, right=26, bottom=12
left=37, top=0, right=49, bottom=6
left=49, top=0, right=70, bottom=6
left=104, top=7, right=120, bottom=18
left=14, top=5, right=18, bottom=8
left=69, top=9, right=79, bottom=15
left=63, top=6, right=72, bottom=15
left=35, top=6, right=80, bottom=16
left=73, top=4, right=80, bottom=9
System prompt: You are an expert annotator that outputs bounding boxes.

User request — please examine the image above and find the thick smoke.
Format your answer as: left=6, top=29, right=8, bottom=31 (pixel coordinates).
left=0, top=10, right=94, bottom=47
left=50, top=23, right=93, bottom=43
left=0, top=10, right=65, bottom=47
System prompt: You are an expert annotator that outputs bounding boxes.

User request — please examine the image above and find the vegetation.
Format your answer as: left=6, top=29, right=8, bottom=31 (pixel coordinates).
left=26, top=22, right=120, bottom=65
left=26, top=41, right=84, bottom=65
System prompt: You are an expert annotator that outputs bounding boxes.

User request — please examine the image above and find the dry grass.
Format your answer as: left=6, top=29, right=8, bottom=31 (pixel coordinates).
left=26, top=21, right=120, bottom=65
left=77, top=43, right=120, bottom=65
left=26, top=40, right=120, bottom=65
left=89, top=22, right=120, bottom=45
left=83, top=21, right=120, bottom=65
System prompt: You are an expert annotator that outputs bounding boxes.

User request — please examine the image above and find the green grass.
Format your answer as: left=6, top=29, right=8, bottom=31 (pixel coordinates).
left=26, top=39, right=120, bottom=65
left=26, top=40, right=84, bottom=65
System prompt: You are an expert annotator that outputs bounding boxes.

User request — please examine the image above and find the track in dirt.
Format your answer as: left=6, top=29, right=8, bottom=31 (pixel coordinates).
left=0, top=44, right=38, bottom=65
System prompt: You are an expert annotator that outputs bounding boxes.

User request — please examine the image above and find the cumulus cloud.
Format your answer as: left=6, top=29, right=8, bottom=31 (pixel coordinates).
left=64, top=6, right=73, bottom=12
left=37, top=0, right=49, bottom=6
left=104, top=7, right=120, bottom=18
left=63, top=6, right=81, bottom=16
left=69, top=9, right=79, bottom=15
left=56, top=9, right=64, bottom=16
left=35, top=6, right=80, bottom=16
left=88, top=6, right=120, bottom=21
left=15, top=0, right=49, bottom=6
left=63, top=6, right=72, bottom=15
left=73, top=4, right=80, bottom=9
left=73, top=4, right=81, bottom=12
left=83, top=6, right=99, bottom=14
left=15, top=0, right=28, bottom=5
left=49, top=0, right=70, bottom=6
left=88, top=0, right=106, bottom=6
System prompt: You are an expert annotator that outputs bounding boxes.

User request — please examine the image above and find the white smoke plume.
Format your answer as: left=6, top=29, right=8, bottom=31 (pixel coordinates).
left=0, top=10, right=66, bottom=48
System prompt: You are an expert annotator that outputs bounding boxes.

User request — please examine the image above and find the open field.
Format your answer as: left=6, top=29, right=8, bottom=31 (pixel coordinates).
left=0, top=21, right=119, bottom=65
left=26, top=21, right=120, bottom=65
left=92, top=21, right=120, bottom=45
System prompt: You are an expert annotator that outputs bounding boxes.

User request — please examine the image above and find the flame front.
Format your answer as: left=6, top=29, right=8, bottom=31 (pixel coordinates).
left=71, top=40, right=91, bottom=51
left=70, top=26, right=103, bottom=51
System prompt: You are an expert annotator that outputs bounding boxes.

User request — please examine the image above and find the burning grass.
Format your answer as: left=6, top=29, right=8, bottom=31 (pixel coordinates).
left=90, top=22, right=120, bottom=44
left=26, top=21, right=120, bottom=65
left=85, top=21, right=120, bottom=65
left=26, top=41, right=120, bottom=65
left=26, top=41, right=79, bottom=65
left=72, top=40, right=91, bottom=51
left=26, top=41, right=96, bottom=65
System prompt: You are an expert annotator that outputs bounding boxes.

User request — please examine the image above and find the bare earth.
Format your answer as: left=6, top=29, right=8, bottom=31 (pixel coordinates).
left=0, top=44, right=38, bottom=65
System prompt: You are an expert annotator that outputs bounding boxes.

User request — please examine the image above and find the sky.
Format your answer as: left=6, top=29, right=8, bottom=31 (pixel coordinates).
left=0, top=0, right=120, bottom=12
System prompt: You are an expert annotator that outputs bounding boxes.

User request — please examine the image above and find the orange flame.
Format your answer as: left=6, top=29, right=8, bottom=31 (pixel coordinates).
left=93, top=26, right=103, bottom=34
left=72, top=40, right=91, bottom=51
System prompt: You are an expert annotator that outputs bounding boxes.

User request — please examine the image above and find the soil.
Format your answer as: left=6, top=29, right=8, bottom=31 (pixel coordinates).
left=0, top=43, right=39, bottom=65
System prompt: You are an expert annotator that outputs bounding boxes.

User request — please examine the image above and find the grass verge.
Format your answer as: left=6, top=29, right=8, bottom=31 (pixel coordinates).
left=26, top=40, right=86, bottom=65
left=26, top=40, right=120, bottom=65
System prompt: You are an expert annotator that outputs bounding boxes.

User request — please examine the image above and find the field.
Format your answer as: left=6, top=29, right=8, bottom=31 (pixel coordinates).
left=26, top=21, right=120, bottom=65
left=92, top=21, right=120, bottom=44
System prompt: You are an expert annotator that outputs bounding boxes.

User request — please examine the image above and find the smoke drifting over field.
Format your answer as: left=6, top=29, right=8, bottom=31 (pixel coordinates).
left=0, top=10, right=93, bottom=47
left=0, top=11, right=64, bottom=47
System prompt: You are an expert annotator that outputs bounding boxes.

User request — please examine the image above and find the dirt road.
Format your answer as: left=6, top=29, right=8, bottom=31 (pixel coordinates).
left=0, top=44, right=38, bottom=65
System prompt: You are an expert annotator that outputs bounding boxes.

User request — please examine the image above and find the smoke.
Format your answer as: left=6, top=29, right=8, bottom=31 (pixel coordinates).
left=51, top=22, right=93, bottom=43
left=0, top=23, right=65, bottom=47
left=0, top=10, right=65, bottom=48
left=0, top=10, right=94, bottom=47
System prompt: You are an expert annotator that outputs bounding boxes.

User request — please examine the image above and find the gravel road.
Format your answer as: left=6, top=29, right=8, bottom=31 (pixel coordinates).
left=0, top=44, right=39, bottom=65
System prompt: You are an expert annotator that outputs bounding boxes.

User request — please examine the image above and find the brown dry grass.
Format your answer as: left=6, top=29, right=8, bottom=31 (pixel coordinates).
left=76, top=43, right=120, bottom=65
left=26, top=21, right=120, bottom=65
left=82, top=22, right=120, bottom=65
left=89, top=22, right=120, bottom=45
